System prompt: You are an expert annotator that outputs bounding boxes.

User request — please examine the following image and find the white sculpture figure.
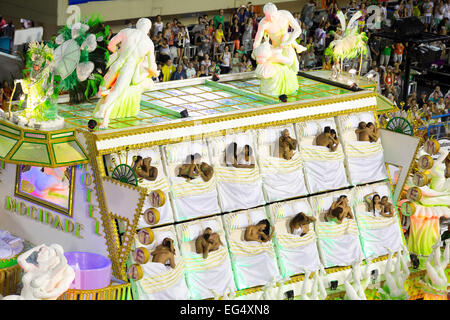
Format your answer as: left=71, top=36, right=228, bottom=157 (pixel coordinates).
left=378, top=245, right=410, bottom=299
left=299, top=266, right=328, bottom=300
left=211, top=286, right=236, bottom=300
left=344, top=255, right=376, bottom=300
left=93, top=18, right=159, bottom=128
left=252, top=3, right=305, bottom=96
left=2, top=244, right=75, bottom=300
left=261, top=276, right=289, bottom=300
left=423, top=239, right=449, bottom=292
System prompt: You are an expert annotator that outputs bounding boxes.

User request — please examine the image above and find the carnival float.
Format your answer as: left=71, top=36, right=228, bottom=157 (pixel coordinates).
left=0, top=3, right=448, bottom=301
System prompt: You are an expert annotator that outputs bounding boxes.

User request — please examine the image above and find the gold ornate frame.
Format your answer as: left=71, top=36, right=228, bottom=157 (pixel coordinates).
left=14, top=164, right=76, bottom=217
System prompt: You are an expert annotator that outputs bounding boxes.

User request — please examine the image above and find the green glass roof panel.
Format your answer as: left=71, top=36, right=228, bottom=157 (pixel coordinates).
left=0, top=135, right=18, bottom=158
left=53, top=140, right=88, bottom=164
left=11, top=142, right=50, bottom=164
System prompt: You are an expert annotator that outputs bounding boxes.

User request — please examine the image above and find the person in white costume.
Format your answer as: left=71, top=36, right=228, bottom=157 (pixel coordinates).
left=94, top=18, right=159, bottom=128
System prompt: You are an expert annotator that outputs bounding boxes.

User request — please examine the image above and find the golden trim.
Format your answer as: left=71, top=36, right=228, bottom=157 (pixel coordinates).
left=14, top=165, right=76, bottom=217
left=58, top=282, right=131, bottom=300
left=95, top=104, right=378, bottom=156
left=81, top=130, right=125, bottom=280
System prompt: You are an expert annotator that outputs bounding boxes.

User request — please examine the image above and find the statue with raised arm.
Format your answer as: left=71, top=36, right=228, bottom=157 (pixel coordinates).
left=299, top=266, right=328, bottom=300
left=93, top=18, right=159, bottom=128
left=2, top=244, right=75, bottom=300
left=252, top=3, right=306, bottom=96
left=344, top=255, right=376, bottom=300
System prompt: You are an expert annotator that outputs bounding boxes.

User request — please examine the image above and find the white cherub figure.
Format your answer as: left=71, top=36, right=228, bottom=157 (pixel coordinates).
left=3, top=244, right=75, bottom=300
left=378, top=245, right=410, bottom=300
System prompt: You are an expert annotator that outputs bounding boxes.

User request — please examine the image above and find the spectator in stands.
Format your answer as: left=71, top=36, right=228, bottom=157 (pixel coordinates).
left=186, top=62, right=196, bottom=79
left=429, top=91, right=440, bottom=104
left=393, top=42, right=405, bottom=64
left=161, top=59, right=176, bottom=82
left=430, top=86, right=444, bottom=99
left=214, top=9, right=225, bottom=29
left=231, top=51, right=241, bottom=73
left=153, top=15, right=163, bottom=36
left=237, top=6, right=247, bottom=25
left=197, top=64, right=207, bottom=77
left=419, top=92, right=428, bottom=109
left=20, top=18, right=33, bottom=29
left=219, top=45, right=232, bottom=74
left=405, top=0, right=414, bottom=17
left=242, top=18, right=254, bottom=51
left=0, top=15, right=6, bottom=30
left=380, top=43, right=393, bottom=66
left=199, top=28, right=212, bottom=57
left=176, top=26, right=188, bottom=60
left=159, top=39, right=170, bottom=63
left=214, top=22, right=226, bottom=47
left=192, top=17, right=206, bottom=38
left=201, top=53, right=212, bottom=75
left=423, top=0, right=434, bottom=26
left=171, top=64, right=187, bottom=80
left=230, top=18, right=241, bottom=52
left=209, top=59, right=221, bottom=75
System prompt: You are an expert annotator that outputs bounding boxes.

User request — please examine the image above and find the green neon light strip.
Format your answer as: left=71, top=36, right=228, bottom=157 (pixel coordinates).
left=140, top=100, right=181, bottom=119
left=205, top=80, right=277, bottom=105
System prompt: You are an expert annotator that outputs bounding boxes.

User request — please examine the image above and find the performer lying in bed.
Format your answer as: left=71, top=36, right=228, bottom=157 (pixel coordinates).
left=367, top=122, right=380, bottom=142
left=380, top=196, right=395, bottom=217
left=178, top=154, right=214, bottom=182
left=364, top=192, right=383, bottom=217
left=133, top=156, right=158, bottom=181
left=356, top=122, right=378, bottom=142
left=195, top=227, right=224, bottom=259
left=316, top=126, right=339, bottom=152
left=279, top=129, right=298, bottom=160
left=245, top=219, right=275, bottom=243
left=325, top=196, right=354, bottom=223
left=151, top=238, right=176, bottom=268
left=289, top=212, right=316, bottom=236
left=226, top=143, right=255, bottom=168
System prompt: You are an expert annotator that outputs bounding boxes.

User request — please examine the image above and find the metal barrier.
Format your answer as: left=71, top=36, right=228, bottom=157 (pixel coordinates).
left=417, top=113, right=450, bottom=138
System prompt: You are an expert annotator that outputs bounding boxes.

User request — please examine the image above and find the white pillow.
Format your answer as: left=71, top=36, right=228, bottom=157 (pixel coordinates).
left=299, top=122, right=319, bottom=137
left=373, top=184, right=390, bottom=198
left=202, top=219, right=219, bottom=233
left=359, top=112, right=375, bottom=124
left=181, top=223, right=202, bottom=242
left=249, top=209, right=267, bottom=225
left=155, top=230, right=175, bottom=246
left=236, top=213, right=250, bottom=229
left=318, top=119, right=336, bottom=132
left=347, top=114, right=360, bottom=129
left=291, top=200, right=311, bottom=216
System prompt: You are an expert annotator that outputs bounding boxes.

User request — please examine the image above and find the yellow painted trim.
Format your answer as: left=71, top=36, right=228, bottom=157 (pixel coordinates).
left=95, top=104, right=378, bottom=156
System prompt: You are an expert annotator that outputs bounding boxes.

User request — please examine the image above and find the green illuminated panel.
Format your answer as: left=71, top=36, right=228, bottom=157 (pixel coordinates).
left=52, top=141, right=87, bottom=164
left=11, top=142, right=50, bottom=164
left=0, top=135, right=18, bottom=158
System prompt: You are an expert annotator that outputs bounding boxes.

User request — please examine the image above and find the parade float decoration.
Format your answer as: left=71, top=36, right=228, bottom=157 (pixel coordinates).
left=2, top=244, right=75, bottom=300
left=328, top=11, right=368, bottom=78
left=343, top=256, right=375, bottom=300
left=252, top=3, right=305, bottom=97
left=403, top=139, right=450, bottom=256
left=420, top=240, right=449, bottom=300
left=93, top=18, right=159, bottom=128
left=378, top=246, right=410, bottom=300
left=50, top=15, right=111, bottom=104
